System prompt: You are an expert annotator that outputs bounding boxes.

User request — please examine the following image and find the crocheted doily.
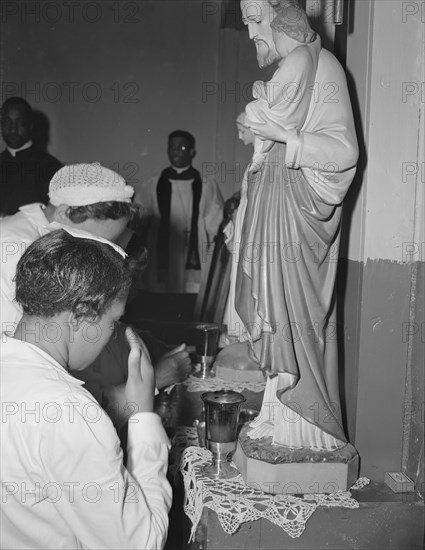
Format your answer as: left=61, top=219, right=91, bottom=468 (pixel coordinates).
left=169, top=427, right=200, bottom=482
left=181, top=445, right=370, bottom=541
left=183, top=374, right=266, bottom=393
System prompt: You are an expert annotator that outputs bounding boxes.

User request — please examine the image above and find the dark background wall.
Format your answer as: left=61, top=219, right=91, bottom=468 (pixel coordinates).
left=0, top=0, right=258, bottom=199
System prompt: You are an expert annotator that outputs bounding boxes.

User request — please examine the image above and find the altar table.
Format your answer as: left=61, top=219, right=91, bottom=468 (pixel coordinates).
left=157, top=377, right=425, bottom=550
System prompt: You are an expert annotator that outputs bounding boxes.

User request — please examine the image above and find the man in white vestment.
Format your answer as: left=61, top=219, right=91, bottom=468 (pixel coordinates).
left=134, top=130, right=223, bottom=320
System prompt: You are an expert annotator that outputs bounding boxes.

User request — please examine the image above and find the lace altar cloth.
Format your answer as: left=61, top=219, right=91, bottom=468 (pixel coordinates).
left=180, top=444, right=370, bottom=540
left=169, top=426, right=200, bottom=481
left=183, top=374, right=266, bottom=393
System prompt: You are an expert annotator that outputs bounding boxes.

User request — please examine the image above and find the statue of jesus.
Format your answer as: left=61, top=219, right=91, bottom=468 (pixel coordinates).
left=218, top=0, right=359, bottom=451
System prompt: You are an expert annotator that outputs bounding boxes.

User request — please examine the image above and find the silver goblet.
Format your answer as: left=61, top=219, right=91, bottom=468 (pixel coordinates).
left=201, top=390, right=246, bottom=479
left=192, top=323, right=219, bottom=379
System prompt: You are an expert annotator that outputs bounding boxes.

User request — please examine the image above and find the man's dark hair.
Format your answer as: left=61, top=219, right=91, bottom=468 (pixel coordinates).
left=15, top=229, right=132, bottom=321
left=168, top=130, right=195, bottom=149
left=65, top=201, right=140, bottom=224
left=1, top=97, right=33, bottom=119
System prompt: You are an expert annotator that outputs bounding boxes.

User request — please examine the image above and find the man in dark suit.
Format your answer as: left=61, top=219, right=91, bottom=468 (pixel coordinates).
left=0, top=96, right=62, bottom=216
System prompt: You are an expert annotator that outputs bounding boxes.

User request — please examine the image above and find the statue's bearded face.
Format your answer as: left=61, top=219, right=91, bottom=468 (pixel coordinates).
left=240, top=0, right=280, bottom=68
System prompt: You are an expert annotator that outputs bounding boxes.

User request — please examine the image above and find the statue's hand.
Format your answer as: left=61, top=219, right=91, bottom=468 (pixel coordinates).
left=246, top=116, right=288, bottom=144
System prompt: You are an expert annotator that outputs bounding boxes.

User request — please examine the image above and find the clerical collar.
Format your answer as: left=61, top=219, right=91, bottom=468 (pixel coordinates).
left=7, top=140, right=33, bottom=157
left=170, top=165, right=191, bottom=175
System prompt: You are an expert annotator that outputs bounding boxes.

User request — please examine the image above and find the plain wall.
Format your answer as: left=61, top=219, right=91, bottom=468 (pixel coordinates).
left=341, top=0, right=424, bottom=485
left=0, top=0, right=224, bottom=195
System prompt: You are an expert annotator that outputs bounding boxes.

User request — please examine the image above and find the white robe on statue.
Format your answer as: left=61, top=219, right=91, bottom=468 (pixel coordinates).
left=228, top=46, right=359, bottom=450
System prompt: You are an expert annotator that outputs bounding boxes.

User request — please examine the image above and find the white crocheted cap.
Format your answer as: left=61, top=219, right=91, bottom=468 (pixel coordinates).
left=49, top=162, right=134, bottom=207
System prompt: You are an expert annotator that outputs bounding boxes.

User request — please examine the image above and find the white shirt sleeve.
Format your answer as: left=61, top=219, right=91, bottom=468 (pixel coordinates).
left=43, top=397, right=172, bottom=550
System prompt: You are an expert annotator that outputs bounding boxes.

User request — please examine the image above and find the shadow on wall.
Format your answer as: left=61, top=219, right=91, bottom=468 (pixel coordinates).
left=32, top=110, right=51, bottom=152
left=336, top=67, right=368, bottom=445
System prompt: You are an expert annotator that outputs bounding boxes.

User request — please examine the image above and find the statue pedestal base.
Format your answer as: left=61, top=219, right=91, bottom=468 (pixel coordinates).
left=234, top=424, right=359, bottom=495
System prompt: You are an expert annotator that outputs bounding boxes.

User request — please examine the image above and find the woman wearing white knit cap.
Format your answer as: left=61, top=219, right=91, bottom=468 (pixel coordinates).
left=0, top=163, right=192, bottom=422
left=1, top=163, right=135, bottom=326
left=48, top=161, right=134, bottom=207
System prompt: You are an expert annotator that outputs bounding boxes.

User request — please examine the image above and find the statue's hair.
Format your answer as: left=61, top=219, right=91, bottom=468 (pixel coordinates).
left=267, top=0, right=301, bottom=10
left=15, top=229, right=132, bottom=321
left=65, top=201, right=140, bottom=224
left=269, top=0, right=316, bottom=44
